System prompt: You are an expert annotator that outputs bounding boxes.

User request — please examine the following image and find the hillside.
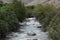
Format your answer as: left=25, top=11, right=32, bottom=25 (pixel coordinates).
left=25, top=0, right=60, bottom=6
left=2, top=0, right=60, bottom=6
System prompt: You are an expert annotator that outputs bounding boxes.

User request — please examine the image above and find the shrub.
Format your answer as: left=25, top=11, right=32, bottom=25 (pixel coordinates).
left=26, top=6, right=34, bottom=18
left=33, top=4, right=57, bottom=28
left=48, top=10, right=60, bottom=40
left=0, top=1, right=3, bottom=7
left=12, top=0, right=26, bottom=22
left=0, top=1, right=19, bottom=38
left=33, top=4, right=60, bottom=40
left=0, top=0, right=26, bottom=38
left=0, top=20, right=9, bottom=38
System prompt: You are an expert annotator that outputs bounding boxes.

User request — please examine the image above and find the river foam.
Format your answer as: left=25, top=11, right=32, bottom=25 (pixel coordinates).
left=7, top=17, right=48, bottom=40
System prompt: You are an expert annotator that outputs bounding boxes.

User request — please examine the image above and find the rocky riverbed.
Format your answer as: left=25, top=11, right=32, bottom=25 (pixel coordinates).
left=6, top=17, right=48, bottom=40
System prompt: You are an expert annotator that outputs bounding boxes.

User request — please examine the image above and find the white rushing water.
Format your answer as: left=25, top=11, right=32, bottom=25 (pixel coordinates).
left=7, top=17, right=48, bottom=40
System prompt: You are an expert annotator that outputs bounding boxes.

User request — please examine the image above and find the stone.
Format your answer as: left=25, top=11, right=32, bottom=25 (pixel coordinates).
left=27, top=32, right=36, bottom=36
left=33, top=39, right=38, bottom=40
left=37, top=26, right=42, bottom=28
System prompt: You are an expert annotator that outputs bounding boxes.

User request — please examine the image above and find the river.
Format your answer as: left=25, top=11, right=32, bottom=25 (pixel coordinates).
left=6, top=17, right=48, bottom=40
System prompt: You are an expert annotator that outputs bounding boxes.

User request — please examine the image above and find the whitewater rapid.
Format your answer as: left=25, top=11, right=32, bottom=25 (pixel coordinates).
left=7, top=17, right=48, bottom=40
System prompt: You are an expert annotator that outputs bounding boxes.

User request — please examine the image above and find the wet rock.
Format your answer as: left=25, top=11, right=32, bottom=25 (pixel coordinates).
left=32, top=33, right=36, bottom=36
left=42, top=28, right=47, bottom=32
left=33, top=39, right=38, bottom=40
left=27, top=32, right=36, bottom=36
left=20, top=24, right=25, bottom=26
left=27, top=38, right=38, bottom=40
left=7, top=33, right=18, bottom=38
left=37, top=26, right=42, bottom=28
left=19, top=22, right=26, bottom=26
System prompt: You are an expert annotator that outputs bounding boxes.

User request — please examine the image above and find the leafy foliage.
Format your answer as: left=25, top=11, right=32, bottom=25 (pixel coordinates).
left=12, top=0, right=26, bottom=22
left=33, top=4, right=60, bottom=40
left=26, top=6, right=34, bottom=18
left=0, top=0, right=3, bottom=7
left=0, top=0, right=26, bottom=38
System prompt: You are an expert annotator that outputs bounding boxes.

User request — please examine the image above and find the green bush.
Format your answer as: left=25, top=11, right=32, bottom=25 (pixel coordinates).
left=0, top=0, right=26, bottom=38
left=0, top=0, right=3, bottom=7
left=26, top=6, right=34, bottom=18
left=0, top=20, right=9, bottom=38
left=33, top=4, right=57, bottom=28
left=12, top=0, right=26, bottom=22
left=48, top=10, right=60, bottom=40
left=33, top=4, right=60, bottom=40
left=0, top=4, right=19, bottom=38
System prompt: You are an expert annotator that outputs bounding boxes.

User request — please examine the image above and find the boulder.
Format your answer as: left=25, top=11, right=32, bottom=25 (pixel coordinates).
left=27, top=32, right=36, bottom=36
left=37, top=26, right=42, bottom=28
left=33, top=39, right=38, bottom=40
